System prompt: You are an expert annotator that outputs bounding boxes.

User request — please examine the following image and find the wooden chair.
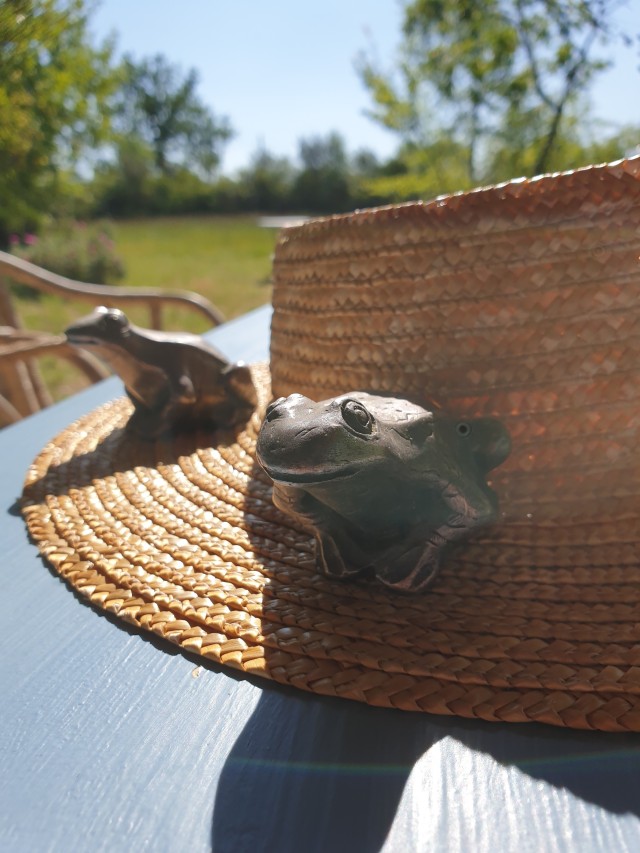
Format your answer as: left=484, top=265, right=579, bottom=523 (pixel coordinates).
left=0, top=250, right=225, bottom=427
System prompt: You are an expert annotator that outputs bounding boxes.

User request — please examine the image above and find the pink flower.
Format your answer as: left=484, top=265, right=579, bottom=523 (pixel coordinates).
left=23, top=233, right=37, bottom=245
left=8, top=234, right=19, bottom=246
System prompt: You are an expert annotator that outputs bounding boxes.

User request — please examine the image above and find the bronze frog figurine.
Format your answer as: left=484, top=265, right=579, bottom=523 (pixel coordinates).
left=66, top=307, right=257, bottom=438
left=257, top=392, right=510, bottom=593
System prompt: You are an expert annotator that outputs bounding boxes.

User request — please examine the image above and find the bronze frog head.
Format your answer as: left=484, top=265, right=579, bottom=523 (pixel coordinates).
left=257, top=391, right=510, bottom=593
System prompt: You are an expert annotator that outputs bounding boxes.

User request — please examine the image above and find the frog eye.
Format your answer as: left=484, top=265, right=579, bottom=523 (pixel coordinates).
left=265, top=397, right=286, bottom=422
left=100, top=309, right=128, bottom=331
left=341, top=400, right=374, bottom=435
left=457, top=422, right=472, bottom=437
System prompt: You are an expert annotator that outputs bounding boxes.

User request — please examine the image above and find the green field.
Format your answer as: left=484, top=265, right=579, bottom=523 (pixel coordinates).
left=113, top=216, right=278, bottom=322
left=13, top=215, right=279, bottom=401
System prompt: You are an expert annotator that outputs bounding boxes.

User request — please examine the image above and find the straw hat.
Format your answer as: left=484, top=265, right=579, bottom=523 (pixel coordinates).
left=22, top=156, right=640, bottom=732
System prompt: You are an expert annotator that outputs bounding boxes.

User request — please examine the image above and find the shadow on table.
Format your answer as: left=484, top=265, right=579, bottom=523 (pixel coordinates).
left=211, top=686, right=640, bottom=853
left=451, top=714, right=640, bottom=815
left=211, top=688, right=423, bottom=853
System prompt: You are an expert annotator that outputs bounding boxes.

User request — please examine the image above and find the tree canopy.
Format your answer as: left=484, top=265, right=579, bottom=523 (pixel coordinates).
left=0, top=2, right=234, bottom=238
left=115, top=54, right=233, bottom=177
left=359, top=0, right=638, bottom=198
left=1, top=0, right=637, bottom=234
left=0, top=0, right=117, bottom=238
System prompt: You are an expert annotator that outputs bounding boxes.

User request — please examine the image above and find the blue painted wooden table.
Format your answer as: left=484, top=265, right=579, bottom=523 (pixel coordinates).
left=2, top=305, right=640, bottom=852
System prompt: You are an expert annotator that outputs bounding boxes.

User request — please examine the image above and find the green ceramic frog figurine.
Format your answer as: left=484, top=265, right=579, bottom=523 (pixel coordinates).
left=65, top=306, right=257, bottom=438
left=256, top=391, right=510, bottom=593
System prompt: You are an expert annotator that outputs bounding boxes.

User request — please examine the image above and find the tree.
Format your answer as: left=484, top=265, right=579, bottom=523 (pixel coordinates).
left=91, top=137, right=155, bottom=217
left=237, top=147, right=295, bottom=212
left=0, top=0, right=118, bottom=240
left=290, top=132, right=353, bottom=212
left=359, top=0, right=637, bottom=195
left=115, top=54, right=233, bottom=177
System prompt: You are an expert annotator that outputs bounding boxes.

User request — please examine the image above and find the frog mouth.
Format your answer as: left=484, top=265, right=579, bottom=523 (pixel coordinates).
left=258, top=460, right=360, bottom=485
left=66, top=332, right=129, bottom=350
left=66, top=331, right=102, bottom=345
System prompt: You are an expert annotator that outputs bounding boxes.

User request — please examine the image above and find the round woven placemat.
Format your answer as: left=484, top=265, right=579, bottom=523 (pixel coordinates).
left=22, top=364, right=640, bottom=733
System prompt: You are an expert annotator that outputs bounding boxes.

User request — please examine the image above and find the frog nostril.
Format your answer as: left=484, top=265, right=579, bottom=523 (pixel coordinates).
left=265, top=397, right=287, bottom=421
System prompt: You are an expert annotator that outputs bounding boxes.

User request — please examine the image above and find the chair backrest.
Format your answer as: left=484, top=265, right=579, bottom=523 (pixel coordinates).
left=0, top=251, right=225, bottom=427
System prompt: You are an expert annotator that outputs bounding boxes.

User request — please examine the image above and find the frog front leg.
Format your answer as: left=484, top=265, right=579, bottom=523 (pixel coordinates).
left=125, top=386, right=172, bottom=438
left=373, top=531, right=446, bottom=593
left=271, top=483, right=362, bottom=580
left=173, top=375, right=197, bottom=405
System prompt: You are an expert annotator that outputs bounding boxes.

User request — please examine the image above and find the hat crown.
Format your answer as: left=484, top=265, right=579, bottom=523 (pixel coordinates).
left=270, top=157, right=640, bottom=522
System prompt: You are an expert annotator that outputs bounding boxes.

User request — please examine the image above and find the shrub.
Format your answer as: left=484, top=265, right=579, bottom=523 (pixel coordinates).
left=10, top=220, right=126, bottom=285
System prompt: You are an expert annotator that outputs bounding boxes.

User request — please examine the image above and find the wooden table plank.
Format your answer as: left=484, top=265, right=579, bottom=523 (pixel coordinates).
left=2, top=304, right=640, bottom=852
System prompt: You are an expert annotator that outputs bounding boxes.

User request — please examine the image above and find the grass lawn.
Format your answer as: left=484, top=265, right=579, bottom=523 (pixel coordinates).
left=12, top=215, right=279, bottom=401
left=112, top=216, right=277, bottom=323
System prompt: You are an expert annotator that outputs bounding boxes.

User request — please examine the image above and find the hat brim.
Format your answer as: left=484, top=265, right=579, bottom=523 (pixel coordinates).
left=21, top=362, right=640, bottom=733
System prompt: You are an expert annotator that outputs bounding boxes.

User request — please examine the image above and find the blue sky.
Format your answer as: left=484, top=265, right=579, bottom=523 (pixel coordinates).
left=91, top=0, right=640, bottom=174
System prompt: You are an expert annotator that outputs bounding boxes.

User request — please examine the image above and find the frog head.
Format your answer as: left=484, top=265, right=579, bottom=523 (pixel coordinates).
left=65, top=307, right=131, bottom=347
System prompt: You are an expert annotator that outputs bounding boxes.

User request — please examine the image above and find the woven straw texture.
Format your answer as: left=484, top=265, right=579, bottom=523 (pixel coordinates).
left=23, top=158, right=640, bottom=732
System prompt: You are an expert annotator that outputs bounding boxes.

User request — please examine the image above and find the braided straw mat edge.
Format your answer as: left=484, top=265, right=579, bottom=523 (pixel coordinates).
left=21, top=361, right=640, bottom=733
